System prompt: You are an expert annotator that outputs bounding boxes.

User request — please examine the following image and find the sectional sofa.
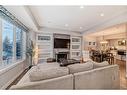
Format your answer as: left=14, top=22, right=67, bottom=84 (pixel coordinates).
left=10, top=61, right=120, bottom=90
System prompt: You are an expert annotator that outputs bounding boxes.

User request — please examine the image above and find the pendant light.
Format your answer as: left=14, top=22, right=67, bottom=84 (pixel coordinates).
left=100, top=33, right=108, bottom=44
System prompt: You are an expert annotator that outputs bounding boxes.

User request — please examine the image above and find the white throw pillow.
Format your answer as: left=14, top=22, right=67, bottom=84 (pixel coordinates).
left=92, top=61, right=109, bottom=68
left=29, top=67, right=69, bottom=82
left=67, top=61, right=93, bottom=74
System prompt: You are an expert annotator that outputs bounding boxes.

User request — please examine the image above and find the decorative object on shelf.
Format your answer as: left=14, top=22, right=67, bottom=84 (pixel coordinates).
left=26, top=40, right=35, bottom=69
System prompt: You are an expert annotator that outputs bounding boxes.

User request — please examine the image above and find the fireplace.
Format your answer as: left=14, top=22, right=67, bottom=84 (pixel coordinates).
left=53, top=34, right=70, bottom=62
left=55, top=52, right=69, bottom=62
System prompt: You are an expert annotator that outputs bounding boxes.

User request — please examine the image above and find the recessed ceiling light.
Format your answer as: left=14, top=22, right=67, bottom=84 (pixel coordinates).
left=100, top=13, right=104, bottom=17
left=80, top=6, right=84, bottom=9
left=80, top=27, right=83, bottom=29
left=65, top=24, right=69, bottom=27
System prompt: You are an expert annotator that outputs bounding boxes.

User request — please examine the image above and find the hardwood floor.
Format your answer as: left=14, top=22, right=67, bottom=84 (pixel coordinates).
left=115, top=59, right=127, bottom=89
left=6, top=59, right=127, bottom=90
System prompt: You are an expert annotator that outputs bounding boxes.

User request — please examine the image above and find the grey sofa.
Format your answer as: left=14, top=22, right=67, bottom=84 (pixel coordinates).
left=10, top=61, right=120, bottom=90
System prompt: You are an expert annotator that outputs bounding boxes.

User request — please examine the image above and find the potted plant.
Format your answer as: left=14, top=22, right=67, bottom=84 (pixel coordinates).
left=26, top=40, right=35, bottom=69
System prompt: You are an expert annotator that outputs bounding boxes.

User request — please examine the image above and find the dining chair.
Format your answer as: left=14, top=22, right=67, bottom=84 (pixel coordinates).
left=105, top=53, right=114, bottom=64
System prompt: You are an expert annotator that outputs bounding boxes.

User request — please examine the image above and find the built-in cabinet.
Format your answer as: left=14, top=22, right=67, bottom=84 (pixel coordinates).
left=70, top=36, right=82, bottom=60
left=36, top=33, right=53, bottom=63
left=36, top=33, right=82, bottom=63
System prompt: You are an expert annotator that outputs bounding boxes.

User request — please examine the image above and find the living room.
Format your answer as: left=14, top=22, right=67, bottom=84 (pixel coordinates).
left=0, top=4, right=127, bottom=91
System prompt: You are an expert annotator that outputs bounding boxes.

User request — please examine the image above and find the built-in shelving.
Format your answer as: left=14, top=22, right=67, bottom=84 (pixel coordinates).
left=70, top=36, right=82, bottom=60
left=36, top=33, right=53, bottom=63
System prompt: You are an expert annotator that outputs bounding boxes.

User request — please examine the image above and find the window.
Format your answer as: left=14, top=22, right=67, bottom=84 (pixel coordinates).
left=0, top=19, right=26, bottom=68
left=16, top=27, right=22, bottom=60
left=0, top=6, right=27, bottom=70
left=2, top=20, right=13, bottom=64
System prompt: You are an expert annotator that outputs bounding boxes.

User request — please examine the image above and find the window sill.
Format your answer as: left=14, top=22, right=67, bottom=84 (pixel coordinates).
left=0, top=59, right=25, bottom=75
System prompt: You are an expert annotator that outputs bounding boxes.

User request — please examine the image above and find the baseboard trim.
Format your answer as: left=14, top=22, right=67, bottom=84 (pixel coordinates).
left=1, top=69, right=24, bottom=90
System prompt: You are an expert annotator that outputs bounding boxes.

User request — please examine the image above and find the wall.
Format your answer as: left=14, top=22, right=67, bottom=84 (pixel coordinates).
left=96, top=32, right=127, bottom=50
left=28, top=30, right=36, bottom=43
left=108, top=39, right=126, bottom=50
left=0, top=59, right=28, bottom=89
left=83, top=36, right=97, bottom=50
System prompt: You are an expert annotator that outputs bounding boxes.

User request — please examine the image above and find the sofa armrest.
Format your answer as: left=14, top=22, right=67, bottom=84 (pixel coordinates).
left=10, top=75, right=73, bottom=90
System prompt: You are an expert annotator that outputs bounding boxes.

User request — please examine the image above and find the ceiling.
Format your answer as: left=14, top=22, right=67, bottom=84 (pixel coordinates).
left=28, top=6, right=127, bottom=32
left=85, top=23, right=126, bottom=37
left=4, top=6, right=127, bottom=33
left=4, top=6, right=38, bottom=31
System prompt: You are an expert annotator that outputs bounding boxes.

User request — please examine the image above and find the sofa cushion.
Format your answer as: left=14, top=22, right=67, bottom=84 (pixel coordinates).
left=29, top=67, right=69, bottom=82
left=92, top=61, right=109, bottom=68
left=37, top=62, right=60, bottom=69
left=67, top=61, right=93, bottom=74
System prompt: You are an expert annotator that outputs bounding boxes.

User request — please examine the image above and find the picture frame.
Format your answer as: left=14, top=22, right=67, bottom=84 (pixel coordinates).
left=118, top=40, right=126, bottom=46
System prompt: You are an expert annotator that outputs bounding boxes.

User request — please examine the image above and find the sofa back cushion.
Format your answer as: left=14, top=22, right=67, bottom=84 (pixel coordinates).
left=37, top=63, right=60, bottom=69
left=29, top=67, right=69, bottom=82
left=67, top=61, right=93, bottom=74
left=92, top=61, right=109, bottom=68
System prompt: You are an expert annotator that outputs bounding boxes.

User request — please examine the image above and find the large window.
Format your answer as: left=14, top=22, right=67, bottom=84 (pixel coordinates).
left=0, top=6, right=27, bottom=70
left=2, top=20, right=14, bottom=64
left=0, top=19, right=26, bottom=68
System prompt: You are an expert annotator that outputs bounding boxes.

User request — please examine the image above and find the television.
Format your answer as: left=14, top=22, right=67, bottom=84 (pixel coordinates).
left=54, top=38, right=70, bottom=49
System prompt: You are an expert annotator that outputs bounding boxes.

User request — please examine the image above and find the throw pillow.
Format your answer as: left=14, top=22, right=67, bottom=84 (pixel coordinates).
left=92, top=60, right=109, bottom=68
left=67, top=61, right=93, bottom=74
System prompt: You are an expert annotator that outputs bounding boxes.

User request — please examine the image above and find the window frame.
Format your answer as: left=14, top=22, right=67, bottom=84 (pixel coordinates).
left=0, top=17, right=2, bottom=64
left=0, top=17, right=26, bottom=70
left=16, top=27, right=23, bottom=60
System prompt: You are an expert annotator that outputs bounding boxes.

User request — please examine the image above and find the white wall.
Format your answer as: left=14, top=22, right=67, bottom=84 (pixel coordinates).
left=0, top=59, right=28, bottom=89
left=83, top=36, right=97, bottom=50
left=108, top=39, right=126, bottom=50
